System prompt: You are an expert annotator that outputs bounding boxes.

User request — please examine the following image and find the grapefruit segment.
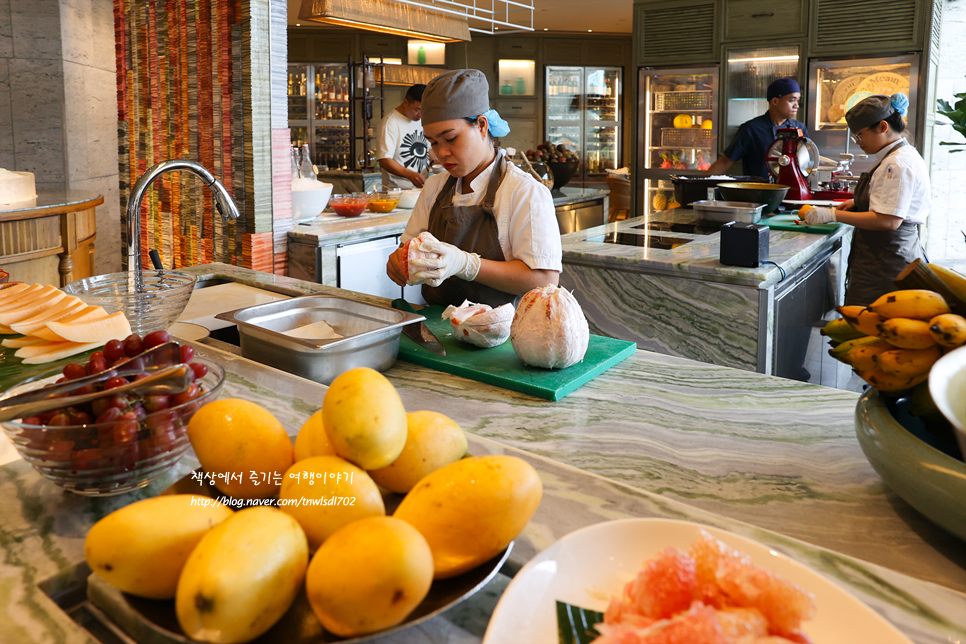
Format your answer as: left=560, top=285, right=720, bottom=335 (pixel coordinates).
left=2, top=336, right=47, bottom=348
left=9, top=297, right=85, bottom=335
left=45, top=311, right=132, bottom=344
left=32, top=306, right=109, bottom=341
left=19, top=340, right=103, bottom=364
left=0, top=290, right=67, bottom=325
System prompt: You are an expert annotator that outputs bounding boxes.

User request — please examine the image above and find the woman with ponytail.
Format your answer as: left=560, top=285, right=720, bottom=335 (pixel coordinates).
left=801, top=93, right=930, bottom=305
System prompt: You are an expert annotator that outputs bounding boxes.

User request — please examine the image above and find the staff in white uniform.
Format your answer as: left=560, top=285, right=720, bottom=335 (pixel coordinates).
left=386, top=69, right=562, bottom=307
left=802, top=93, right=929, bottom=305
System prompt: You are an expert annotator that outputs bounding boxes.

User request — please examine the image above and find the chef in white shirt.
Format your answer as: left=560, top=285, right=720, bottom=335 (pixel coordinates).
left=386, top=69, right=562, bottom=307
left=801, top=93, right=929, bottom=305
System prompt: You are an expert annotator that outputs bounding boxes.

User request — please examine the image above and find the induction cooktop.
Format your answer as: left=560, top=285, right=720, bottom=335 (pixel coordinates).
left=588, top=232, right=692, bottom=249
left=631, top=220, right=726, bottom=235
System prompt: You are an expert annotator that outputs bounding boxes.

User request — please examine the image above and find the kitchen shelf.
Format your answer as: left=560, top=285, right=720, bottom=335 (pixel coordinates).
left=650, top=109, right=713, bottom=114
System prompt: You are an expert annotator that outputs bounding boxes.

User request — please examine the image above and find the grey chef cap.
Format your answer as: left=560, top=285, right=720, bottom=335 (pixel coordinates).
left=846, top=94, right=908, bottom=132
left=421, top=69, right=490, bottom=127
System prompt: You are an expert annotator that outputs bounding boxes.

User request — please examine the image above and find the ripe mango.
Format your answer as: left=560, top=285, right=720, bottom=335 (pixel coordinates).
left=278, top=455, right=385, bottom=550
left=84, top=494, right=232, bottom=599
left=368, top=410, right=467, bottom=493
left=322, top=367, right=407, bottom=470
left=293, top=409, right=336, bottom=461
left=305, top=517, right=433, bottom=637
left=394, top=455, right=542, bottom=579
left=176, top=506, right=308, bottom=644
left=187, top=398, right=295, bottom=499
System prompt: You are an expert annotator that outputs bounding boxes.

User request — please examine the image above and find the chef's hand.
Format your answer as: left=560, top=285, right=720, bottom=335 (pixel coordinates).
left=406, top=170, right=425, bottom=188
left=835, top=199, right=854, bottom=212
left=410, top=240, right=481, bottom=287
left=801, top=206, right=836, bottom=225
left=386, top=247, right=406, bottom=287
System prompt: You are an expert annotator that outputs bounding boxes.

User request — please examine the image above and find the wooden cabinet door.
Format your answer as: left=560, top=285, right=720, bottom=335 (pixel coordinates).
left=723, top=0, right=805, bottom=41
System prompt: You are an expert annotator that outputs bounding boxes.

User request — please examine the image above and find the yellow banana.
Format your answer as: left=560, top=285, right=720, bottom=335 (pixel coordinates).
left=928, top=313, right=966, bottom=347
left=828, top=335, right=882, bottom=362
left=837, top=306, right=885, bottom=337
left=908, top=381, right=953, bottom=427
left=928, top=263, right=966, bottom=307
left=872, top=345, right=942, bottom=378
left=821, top=317, right=866, bottom=343
left=875, top=318, right=937, bottom=349
left=855, top=368, right=929, bottom=393
left=843, top=340, right=895, bottom=370
left=869, top=289, right=950, bottom=320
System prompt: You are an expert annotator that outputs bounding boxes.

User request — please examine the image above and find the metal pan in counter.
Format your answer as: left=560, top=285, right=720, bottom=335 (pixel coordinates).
left=690, top=200, right=766, bottom=224
left=215, top=295, right=424, bottom=384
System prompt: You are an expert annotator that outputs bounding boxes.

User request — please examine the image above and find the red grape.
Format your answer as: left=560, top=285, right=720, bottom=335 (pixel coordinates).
left=107, top=394, right=130, bottom=411
left=86, top=357, right=107, bottom=376
left=143, top=330, right=171, bottom=350
left=21, top=416, right=42, bottom=426
left=189, top=362, right=208, bottom=380
left=63, top=363, right=86, bottom=380
left=96, top=407, right=123, bottom=424
left=172, top=383, right=200, bottom=407
left=103, top=339, right=125, bottom=363
left=70, top=410, right=93, bottom=426
left=132, top=372, right=151, bottom=382
left=70, top=384, right=95, bottom=396
left=55, top=376, right=69, bottom=384
left=123, top=334, right=143, bottom=357
left=113, top=413, right=139, bottom=444
left=48, top=413, right=71, bottom=427
left=71, top=447, right=103, bottom=471
left=103, top=377, right=128, bottom=390
left=89, top=350, right=105, bottom=362
left=180, top=345, right=195, bottom=363
left=143, top=395, right=171, bottom=412
left=46, top=439, right=74, bottom=461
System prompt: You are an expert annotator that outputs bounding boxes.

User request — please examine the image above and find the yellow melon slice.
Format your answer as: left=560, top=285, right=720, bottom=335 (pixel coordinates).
left=0, top=284, right=47, bottom=311
left=46, top=311, right=132, bottom=344
left=19, top=340, right=103, bottom=364
left=0, top=324, right=14, bottom=335
left=0, top=290, right=67, bottom=325
left=0, top=283, right=32, bottom=302
left=10, top=297, right=85, bottom=335
left=32, top=306, right=109, bottom=341
left=1, top=336, right=47, bottom=348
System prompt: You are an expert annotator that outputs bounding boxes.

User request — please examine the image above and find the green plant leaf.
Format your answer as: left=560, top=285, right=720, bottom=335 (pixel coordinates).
left=557, top=600, right=604, bottom=644
left=938, top=78, right=966, bottom=146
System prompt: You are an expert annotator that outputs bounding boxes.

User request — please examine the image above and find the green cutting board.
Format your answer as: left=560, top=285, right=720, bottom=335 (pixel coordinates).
left=396, top=306, right=636, bottom=401
left=763, top=214, right=843, bottom=234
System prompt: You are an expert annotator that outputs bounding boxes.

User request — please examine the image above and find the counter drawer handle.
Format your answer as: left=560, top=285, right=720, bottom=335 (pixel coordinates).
left=751, top=12, right=774, bottom=17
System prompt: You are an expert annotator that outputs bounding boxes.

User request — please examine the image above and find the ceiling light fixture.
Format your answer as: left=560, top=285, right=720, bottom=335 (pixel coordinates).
left=299, top=0, right=471, bottom=43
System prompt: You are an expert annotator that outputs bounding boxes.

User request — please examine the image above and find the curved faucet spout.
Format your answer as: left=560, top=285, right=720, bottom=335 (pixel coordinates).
left=126, top=159, right=241, bottom=271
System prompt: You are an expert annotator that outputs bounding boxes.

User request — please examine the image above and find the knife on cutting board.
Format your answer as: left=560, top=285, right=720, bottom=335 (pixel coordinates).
left=391, top=299, right=447, bottom=356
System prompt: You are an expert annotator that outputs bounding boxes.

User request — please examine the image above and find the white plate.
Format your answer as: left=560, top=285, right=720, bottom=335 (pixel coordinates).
left=483, top=518, right=911, bottom=644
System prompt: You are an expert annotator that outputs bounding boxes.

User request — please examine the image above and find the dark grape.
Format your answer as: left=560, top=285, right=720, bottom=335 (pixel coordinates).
left=89, top=350, right=105, bottom=362
left=91, top=397, right=111, bottom=418
left=189, top=362, right=208, bottom=380
left=69, top=409, right=93, bottom=426
left=48, top=413, right=71, bottom=427
left=172, top=382, right=200, bottom=406
left=103, top=377, right=128, bottom=390
left=123, top=333, right=143, bottom=357
left=96, top=407, right=123, bottom=424
left=132, top=372, right=151, bottom=382
left=143, top=330, right=171, bottom=350
left=37, top=411, right=56, bottom=424
left=103, top=339, right=125, bottom=363
left=55, top=376, right=69, bottom=384
left=69, top=384, right=95, bottom=396
left=143, top=394, right=171, bottom=412
left=20, top=416, right=42, bottom=426
left=63, top=363, right=87, bottom=380
left=107, top=394, right=130, bottom=411
left=130, top=403, right=147, bottom=419
left=180, top=345, right=195, bottom=363
left=86, top=357, right=108, bottom=376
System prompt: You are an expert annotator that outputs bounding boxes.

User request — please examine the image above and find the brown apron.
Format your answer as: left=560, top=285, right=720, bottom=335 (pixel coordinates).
left=421, top=152, right=515, bottom=308
left=844, top=140, right=925, bottom=306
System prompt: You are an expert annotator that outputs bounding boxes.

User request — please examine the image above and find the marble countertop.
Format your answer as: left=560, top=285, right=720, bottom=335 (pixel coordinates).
left=2, top=263, right=964, bottom=644
left=289, top=210, right=412, bottom=245
left=561, top=208, right=850, bottom=288
left=0, top=189, right=104, bottom=215
left=551, top=186, right=608, bottom=206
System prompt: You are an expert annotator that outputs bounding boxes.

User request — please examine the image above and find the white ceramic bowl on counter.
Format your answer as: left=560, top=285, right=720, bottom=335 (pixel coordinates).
left=929, top=346, right=966, bottom=457
left=396, top=188, right=421, bottom=210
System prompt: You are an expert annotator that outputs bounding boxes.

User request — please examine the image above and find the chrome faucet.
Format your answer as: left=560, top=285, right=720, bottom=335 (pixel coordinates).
left=126, top=159, right=240, bottom=271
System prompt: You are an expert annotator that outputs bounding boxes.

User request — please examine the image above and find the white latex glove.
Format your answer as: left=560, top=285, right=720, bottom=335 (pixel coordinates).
left=801, top=206, right=836, bottom=225
left=410, top=240, right=482, bottom=287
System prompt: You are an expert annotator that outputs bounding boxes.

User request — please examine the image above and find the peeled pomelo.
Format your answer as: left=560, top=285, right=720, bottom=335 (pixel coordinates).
left=10, top=297, right=85, bottom=335
left=0, top=290, right=67, bottom=325
left=17, top=340, right=103, bottom=363
left=2, top=336, right=46, bottom=348
left=33, top=306, right=108, bottom=341
left=45, top=311, right=131, bottom=344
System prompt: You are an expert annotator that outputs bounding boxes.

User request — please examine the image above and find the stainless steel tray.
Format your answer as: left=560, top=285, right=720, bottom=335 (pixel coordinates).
left=215, top=295, right=424, bottom=384
left=691, top=200, right=765, bottom=224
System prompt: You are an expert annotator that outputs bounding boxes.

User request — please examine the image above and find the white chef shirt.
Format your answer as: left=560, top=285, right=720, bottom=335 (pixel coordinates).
left=868, top=138, right=931, bottom=225
left=400, top=152, right=563, bottom=272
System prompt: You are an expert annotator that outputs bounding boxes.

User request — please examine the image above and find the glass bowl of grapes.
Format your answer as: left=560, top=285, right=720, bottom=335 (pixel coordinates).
left=1, top=330, right=224, bottom=496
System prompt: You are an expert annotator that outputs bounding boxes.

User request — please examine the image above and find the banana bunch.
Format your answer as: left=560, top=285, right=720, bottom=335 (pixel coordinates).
left=823, top=289, right=966, bottom=393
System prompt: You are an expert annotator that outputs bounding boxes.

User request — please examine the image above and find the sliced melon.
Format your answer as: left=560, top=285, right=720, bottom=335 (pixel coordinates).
left=0, top=324, right=14, bottom=334
left=0, top=283, right=31, bottom=302
left=32, top=306, right=108, bottom=341
left=10, top=297, right=85, bottom=335
left=46, top=311, right=132, bottom=344
left=0, top=284, right=46, bottom=311
left=0, top=290, right=67, bottom=325
left=19, top=340, right=103, bottom=364
left=1, top=336, right=47, bottom=348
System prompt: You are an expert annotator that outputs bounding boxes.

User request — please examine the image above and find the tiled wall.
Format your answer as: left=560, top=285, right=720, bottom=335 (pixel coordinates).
left=0, top=0, right=122, bottom=276
left=928, top=0, right=966, bottom=265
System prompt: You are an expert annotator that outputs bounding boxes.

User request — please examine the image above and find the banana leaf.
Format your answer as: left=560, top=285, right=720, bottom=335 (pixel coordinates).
left=557, top=600, right=604, bottom=644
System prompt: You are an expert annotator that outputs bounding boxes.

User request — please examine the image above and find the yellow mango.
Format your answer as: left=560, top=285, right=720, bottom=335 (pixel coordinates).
left=187, top=399, right=294, bottom=499
left=293, top=408, right=336, bottom=461
left=305, top=517, right=433, bottom=637
left=322, top=367, right=407, bottom=470
left=84, top=494, right=232, bottom=599
left=369, top=410, right=468, bottom=493
left=394, top=455, right=542, bottom=579
left=176, top=506, right=308, bottom=644
left=278, top=455, right=385, bottom=550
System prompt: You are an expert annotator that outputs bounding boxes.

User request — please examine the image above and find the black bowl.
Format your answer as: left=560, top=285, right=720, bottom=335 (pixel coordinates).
left=671, top=175, right=766, bottom=207
left=716, top=182, right=789, bottom=214
left=546, top=161, right=580, bottom=190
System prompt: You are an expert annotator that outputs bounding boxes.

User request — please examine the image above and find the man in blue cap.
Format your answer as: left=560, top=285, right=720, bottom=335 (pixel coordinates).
left=706, top=78, right=808, bottom=180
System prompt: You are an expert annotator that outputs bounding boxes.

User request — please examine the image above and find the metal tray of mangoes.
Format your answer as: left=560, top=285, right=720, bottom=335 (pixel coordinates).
left=85, top=471, right=513, bottom=644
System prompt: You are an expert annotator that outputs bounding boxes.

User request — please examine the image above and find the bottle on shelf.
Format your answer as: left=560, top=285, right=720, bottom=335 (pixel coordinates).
left=516, top=77, right=526, bottom=95
left=291, top=146, right=301, bottom=179
left=327, top=71, right=336, bottom=101
left=315, top=72, right=321, bottom=99
left=287, top=72, right=293, bottom=97
left=300, top=73, right=307, bottom=96
left=300, top=143, right=316, bottom=181
left=417, top=46, right=426, bottom=64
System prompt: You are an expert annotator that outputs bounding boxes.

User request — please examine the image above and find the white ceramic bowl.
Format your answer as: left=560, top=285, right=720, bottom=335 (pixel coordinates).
left=929, top=346, right=966, bottom=457
left=396, top=188, right=421, bottom=210
left=291, top=183, right=334, bottom=222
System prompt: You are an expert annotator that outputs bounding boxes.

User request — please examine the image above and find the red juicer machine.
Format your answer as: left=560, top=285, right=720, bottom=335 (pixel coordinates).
left=765, top=127, right=855, bottom=202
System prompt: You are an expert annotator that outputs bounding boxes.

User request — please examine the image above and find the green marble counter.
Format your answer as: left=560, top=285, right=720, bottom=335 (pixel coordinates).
left=1, top=264, right=964, bottom=644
